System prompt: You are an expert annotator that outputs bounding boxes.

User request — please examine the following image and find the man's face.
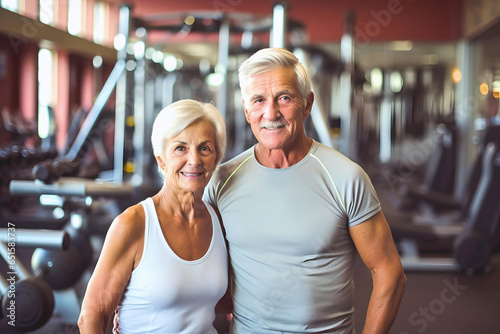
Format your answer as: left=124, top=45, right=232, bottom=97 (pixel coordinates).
left=242, top=67, right=312, bottom=152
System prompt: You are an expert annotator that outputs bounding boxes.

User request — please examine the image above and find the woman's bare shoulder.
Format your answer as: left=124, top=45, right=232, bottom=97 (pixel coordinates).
left=107, top=202, right=146, bottom=242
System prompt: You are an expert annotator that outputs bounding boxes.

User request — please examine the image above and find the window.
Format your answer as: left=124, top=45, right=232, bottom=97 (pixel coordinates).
left=93, top=1, right=107, bottom=44
left=38, top=48, right=53, bottom=139
left=39, top=0, right=54, bottom=25
left=1, top=0, right=18, bottom=12
left=67, top=0, right=82, bottom=36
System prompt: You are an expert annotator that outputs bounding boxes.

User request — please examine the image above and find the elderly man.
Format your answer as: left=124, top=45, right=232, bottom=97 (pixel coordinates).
left=205, top=47, right=406, bottom=333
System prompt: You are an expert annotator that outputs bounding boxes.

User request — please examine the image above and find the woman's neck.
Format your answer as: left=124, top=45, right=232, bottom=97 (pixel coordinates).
left=154, top=187, right=205, bottom=223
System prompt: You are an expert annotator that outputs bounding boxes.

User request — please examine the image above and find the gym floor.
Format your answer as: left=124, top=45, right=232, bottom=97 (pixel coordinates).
left=353, top=253, right=500, bottom=334
left=356, top=162, right=500, bottom=334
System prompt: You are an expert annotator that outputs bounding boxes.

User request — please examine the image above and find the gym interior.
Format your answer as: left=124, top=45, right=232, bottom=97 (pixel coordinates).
left=1, top=0, right=499, bottom=333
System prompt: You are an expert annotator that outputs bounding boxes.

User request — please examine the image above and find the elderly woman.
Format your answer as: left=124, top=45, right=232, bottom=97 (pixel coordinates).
left=78, top=99, right=228, bottom=334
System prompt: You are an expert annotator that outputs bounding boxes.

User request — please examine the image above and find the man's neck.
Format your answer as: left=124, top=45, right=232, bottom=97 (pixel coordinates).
left=255, top=137, right=313, bottom=169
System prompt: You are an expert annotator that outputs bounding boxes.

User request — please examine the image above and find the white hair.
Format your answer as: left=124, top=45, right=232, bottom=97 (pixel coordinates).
left=238, top=47, right=311, bottom=103
left=151, top=99, right=227, bottom=166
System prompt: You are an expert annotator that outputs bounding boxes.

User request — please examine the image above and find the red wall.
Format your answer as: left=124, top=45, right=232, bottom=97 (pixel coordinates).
left=130, top=0, right=462, bottom=43
left=0, top=34, right=20, bottom=112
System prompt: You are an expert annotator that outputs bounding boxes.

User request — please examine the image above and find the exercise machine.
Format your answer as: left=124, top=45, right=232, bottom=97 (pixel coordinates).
left=390, top=142, right=500, bottom=273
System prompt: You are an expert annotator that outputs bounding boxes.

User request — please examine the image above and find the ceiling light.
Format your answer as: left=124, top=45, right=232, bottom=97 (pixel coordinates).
left=480, top=83, right=489, bottom=96
left=452, top=68, right=461, bottom=83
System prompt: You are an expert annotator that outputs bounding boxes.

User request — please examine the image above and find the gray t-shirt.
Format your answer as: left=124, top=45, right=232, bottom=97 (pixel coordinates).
left=204, top=140, right=380, bottom=333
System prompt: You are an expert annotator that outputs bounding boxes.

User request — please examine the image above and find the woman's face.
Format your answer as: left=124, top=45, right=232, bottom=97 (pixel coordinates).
left=157, top=120, right=218, bottom=195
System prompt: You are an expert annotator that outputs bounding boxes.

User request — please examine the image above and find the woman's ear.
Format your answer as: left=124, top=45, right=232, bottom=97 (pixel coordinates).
left=155, top=155, right=166, bottom=171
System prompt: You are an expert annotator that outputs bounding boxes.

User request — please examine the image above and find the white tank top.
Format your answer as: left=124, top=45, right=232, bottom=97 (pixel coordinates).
left=116, top=197, right=228, bottom=334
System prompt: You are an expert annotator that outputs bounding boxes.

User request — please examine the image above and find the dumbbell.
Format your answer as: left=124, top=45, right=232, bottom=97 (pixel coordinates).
left=0, top=270, right=54, bottom=332
left=31, top=221, right=93, bottom=290
left=18, top=147, right=32, bottom=170
left=0, top=275, right=7, bottom=319
left=0, top=148, right=9, bottom=166
left=43, top=148, right=59, bottom=161
left=8, top=145, right=21, bottom=171
left=32, top=159, right=81, bottom=184
left=0, top=229, right=69, bottom=332
left=0, top=149, right=10, bottom=205
left=0, top=147, right=14, bottom=183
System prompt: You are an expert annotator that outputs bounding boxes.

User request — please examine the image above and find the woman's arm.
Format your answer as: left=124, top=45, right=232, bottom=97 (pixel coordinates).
left=78, top=206, right=144, bottom=334
left=215, top=282, right=233, bottom=314
left=213, top=204, right=233, bottom=315
left=212, top=203, right=233, bottom=318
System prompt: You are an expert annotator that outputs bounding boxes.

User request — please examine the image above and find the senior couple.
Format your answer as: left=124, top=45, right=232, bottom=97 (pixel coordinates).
left=78, top=47, right=406, bottom=334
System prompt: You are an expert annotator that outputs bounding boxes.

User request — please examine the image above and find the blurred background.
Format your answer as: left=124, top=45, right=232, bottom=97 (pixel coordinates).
left=0, top=0, right=499, bottom=333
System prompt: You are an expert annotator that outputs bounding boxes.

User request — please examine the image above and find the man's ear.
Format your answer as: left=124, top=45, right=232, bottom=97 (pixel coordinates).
left=304, top=92, right=314, bottom=118
left=243, top=98, right=251, bottom=123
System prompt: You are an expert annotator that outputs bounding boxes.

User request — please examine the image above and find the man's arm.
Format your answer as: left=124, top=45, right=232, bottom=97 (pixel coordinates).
left=349, top=210, right=407, bottom=334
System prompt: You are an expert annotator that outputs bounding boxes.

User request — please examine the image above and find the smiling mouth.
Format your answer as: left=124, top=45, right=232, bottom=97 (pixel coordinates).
left=262, top=123, right=286, bottom=130
left=181, top=172, right=203, bottom=177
